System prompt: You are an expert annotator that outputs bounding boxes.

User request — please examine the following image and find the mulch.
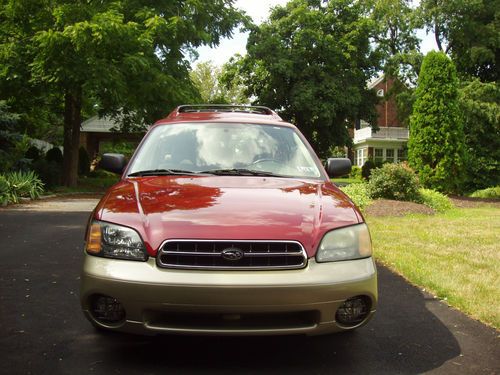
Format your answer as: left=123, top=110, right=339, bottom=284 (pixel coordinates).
left=365, top=199, right=435, bottom=217
left=448, top=195, right=500, bottom=208
left=365, top=196, right=499, bottom=217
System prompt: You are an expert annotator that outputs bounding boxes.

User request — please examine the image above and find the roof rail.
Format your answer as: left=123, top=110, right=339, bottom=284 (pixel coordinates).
left=173, top=104, right=282, bottom=120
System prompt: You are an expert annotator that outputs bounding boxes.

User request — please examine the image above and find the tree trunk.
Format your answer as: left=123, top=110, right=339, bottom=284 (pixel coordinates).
left=62, top=88, right=82, bottom=187
left=434, top=22, right=443, bottom=52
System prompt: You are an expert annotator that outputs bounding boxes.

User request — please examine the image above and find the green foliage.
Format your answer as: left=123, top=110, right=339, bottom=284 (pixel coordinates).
left=370, top=0, right=421, bottom=81
left=469, top=186, right=500, bottom=199
left=46, top=147, right=63, bottom=164
left=361, top=159, right=381, bottom=180
left=78, top=146, right=90, bottom=176
left=32, top=159, right=62, bottom=189
left=100, top=141, right=137, bottom=158
left=0, top=175, right=9, bottom=205
left=25, top=146, right=42, bottom=161
left=419, top=0, right=498, bottom=81
left=459, top=80, right=500, bottom=191
left=408, top=51, right=466, bottom=193
left=230, top=0, right=379, bottom=158
left=3, top=170, right=44, bottom=203
left=418, top=188, right=453, bottom=212
left=340, top=183, right=372, bottom=210
left=367, top=162, right=420, bottom=201
left=0, top=0, right=246, bottom=186
left=190, top=61, right=249, bottom=104
left=349, top=166, right=362, bottom=180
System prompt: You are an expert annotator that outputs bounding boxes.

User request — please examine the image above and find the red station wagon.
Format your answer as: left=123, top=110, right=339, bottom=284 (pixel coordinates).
left=80, top=105, right=377, bottom=336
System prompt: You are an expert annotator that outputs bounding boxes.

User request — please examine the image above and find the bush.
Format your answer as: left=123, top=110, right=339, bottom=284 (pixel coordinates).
left=46, top=147, right=63, bottom=164
left=78, top=146, right=90, bottom=176
left=32, top=159, right=62, bottom=188
left=367, top=163, right=420, bottom=202
left=349, top=165, right=362, bottom=180
left=470, top=186, right=500, bottom=199
left=418, top=188, right=453, bottom=212
left=340, top=183, right=372, bottom=210
left=4, top=170, right=44, bottom=203
left=0, top=175, right=9, bottom=205
left=408, top=51, right=466, bottom=193
left=361, top=159, right=379, bottom=180
left=25, top=146, right=42, bottom=161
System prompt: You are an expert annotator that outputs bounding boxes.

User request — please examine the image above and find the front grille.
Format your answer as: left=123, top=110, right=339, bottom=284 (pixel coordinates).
left=157, top=240, right=307, bottom=270
left=144, top=310, right=319, bottom=332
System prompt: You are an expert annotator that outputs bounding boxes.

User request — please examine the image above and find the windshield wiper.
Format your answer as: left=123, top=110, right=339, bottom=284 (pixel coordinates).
left=127, top=169, right=199, bottom=177
left=198, top=168, right=286, bottom=177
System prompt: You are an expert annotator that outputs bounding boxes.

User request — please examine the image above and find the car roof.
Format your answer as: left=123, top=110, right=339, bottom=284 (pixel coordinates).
left=153, top=104, right=294, bottom=128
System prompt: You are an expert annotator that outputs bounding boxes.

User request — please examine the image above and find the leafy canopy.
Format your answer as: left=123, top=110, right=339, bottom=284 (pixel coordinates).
left=0, top=0, right=246, bottom=185
left=226, top=0, right=379, bottom=158
left=419, top=0, right=499, bottom=81
left=459, top=80, right=500, bottom=191
left=190, top=60, right=249, bottom=104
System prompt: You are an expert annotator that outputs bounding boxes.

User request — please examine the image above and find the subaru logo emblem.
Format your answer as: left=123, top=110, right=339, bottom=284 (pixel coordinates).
left=221, top=247, right=244, bottom=261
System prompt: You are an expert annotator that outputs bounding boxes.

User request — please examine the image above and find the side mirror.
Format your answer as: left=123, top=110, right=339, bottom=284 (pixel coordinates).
left=100, top=153, right=127, bottom=174
left=326, top=158, right=352, bottom=178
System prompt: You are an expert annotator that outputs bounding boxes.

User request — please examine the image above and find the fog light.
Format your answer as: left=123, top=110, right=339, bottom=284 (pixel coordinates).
left=90, top=294, right=125, bottom=324
left=336, top=296, right=371, bottom=327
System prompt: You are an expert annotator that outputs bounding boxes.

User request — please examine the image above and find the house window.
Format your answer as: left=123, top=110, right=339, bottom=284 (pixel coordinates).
left=397, top=149, right=407, bottom=162
left=374, top=148, right=384, bottom=163
left=356, top=148, right=367, bottom=166
left=386, top=148, right=395, bottom=162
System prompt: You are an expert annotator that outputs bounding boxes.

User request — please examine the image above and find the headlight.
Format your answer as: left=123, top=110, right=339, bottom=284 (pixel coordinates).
left=85, top=220, right=148, bottom=261
left=316, top=223, right=372, bottom=262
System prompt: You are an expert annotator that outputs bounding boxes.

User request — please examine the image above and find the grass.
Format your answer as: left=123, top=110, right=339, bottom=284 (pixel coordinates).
left=331, top=177, right=363, bottom=184
left=49, top=174, right=119, bottom=194
left=367, top=206, right=500, bottom=329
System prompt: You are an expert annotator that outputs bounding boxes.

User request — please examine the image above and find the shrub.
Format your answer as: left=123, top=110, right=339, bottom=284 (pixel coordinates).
left=78, top=146, right=90, bottom=176
left=340, top=183, right=372, bottom=210
left=349, top=165, right=362, bottom=180
left=470, top=186, right=500, bottom=199
left=46, top=147, right=63, bottom=164
left=0, top=175, right=9, bottom=205
left=5, top=170, right=44, bottom=202
left=367, top=163, right=420, bottom=202
left=25, top=146, right=42, bottom=161
left=418, top=188, right=453, bottom=212
left=32, top=159, right=62, bottom=188
left=361, top=159, right=380, bottom=180
left=408, top=51, right=466, bottom=193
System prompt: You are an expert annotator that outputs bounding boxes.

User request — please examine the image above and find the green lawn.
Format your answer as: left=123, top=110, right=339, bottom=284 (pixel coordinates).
left=49, top=174, right=119, bottom=194
left=331, top=177, right=363, bottom=184
left=367, top=206, right=500, bottom=329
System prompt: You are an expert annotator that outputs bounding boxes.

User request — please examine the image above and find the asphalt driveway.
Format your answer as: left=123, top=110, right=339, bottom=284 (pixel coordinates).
left=0, top=199, right=498, bottom=374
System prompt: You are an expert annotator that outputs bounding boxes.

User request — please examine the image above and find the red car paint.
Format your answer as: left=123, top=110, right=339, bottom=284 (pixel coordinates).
left=92, top=109, right=362, bottom=258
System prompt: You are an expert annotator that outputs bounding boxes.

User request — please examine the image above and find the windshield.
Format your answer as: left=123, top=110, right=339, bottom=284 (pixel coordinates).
left=127, top=123, right=322, bottom=178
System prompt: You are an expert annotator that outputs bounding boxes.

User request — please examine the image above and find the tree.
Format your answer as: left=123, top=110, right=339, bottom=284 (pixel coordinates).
left=408, top=51, right=466, bottom=193
left=190, top=60, right=249, bottom=104
left=419, top=0, right=499, bottom=81
left=0, top=1, right=245, bottom=186
left=459, top=80, right=500, bottom=191
left=227, top=0, right=379, bottom=158
left=368, top=0, right=423, bottom=128
left=370, top=0, right=421, bottom=79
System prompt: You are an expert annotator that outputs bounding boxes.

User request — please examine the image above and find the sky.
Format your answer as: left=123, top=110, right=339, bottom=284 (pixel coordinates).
left=195, top=0, right=437, bottom=66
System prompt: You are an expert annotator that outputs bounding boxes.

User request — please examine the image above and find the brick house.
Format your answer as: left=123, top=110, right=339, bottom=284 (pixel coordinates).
left=351, top=75, right=409, bottom=167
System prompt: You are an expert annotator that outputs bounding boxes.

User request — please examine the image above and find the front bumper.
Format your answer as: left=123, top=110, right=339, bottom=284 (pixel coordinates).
left=80, top=255, right=377, bottom=336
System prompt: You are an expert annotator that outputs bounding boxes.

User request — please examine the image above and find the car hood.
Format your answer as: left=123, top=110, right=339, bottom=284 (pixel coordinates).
left=95, top=176, right=361, bottom=257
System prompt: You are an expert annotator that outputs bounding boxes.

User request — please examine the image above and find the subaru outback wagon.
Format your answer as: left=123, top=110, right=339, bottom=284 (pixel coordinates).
left=81, top=105, right=377, bottom=336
